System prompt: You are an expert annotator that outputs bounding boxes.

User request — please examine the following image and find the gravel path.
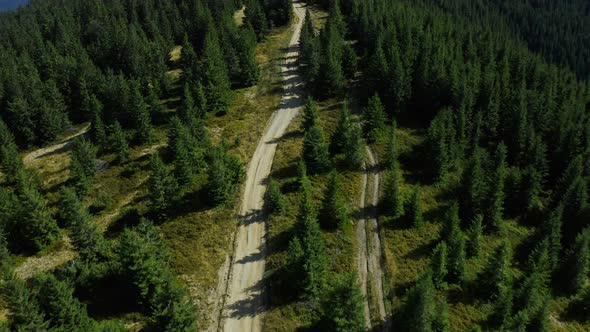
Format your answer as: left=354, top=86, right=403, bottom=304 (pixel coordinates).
left=213, top=3, right=306, bottom=331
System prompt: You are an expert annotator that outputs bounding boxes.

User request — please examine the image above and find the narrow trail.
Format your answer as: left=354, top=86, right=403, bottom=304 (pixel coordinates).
left=211, top=3, right=306, bottom=332
left=357, top=146, right=389, bottom=331
left=23, top=124, right=89, bottom=165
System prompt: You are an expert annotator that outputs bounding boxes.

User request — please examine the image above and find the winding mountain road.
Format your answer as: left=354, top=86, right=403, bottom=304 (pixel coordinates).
left=214, top=3, right=306, bottom=331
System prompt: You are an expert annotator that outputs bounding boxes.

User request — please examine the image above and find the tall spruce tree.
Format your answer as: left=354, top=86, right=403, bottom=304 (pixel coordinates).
left=201, top=30, right=232, bottom=114
left=16, top=183, right=60, bottom=252
left=486, top=143, right=507, bottom=232
left=323, top=273, right=366, bottom=332
left=303, top=125, right=331, bottom=174
left=302, top=97, right=319, bottom=132
left=403, top=271, right=435, bottom=332
left=2, top=277, right=47, bottom=331
left=382, top=162, right=404, bottom=218
left=467, top=215, right=483, bottom=258
left=330, top=104, right=351, bottom=154
left=149, top=153, right=178, bottom=219
left=407, top=187, right=424, bottom=227
left=129, top=81, right=153, bottom=144
left=344, top=124, right=364, bottom=170
left=320, top=172, right=350, bottom=230
left=431, top=241, right=448, bottom=289
left=207, top=146, right=245, bottom=206
left=70, top=138, right=97, bottom=196
left=88, top=95, right=107, bottom=147
left=363, top=94, right=386, bottom=143
left=109, top=121, right=130, bottom=163
left=567, top=228, right=590, bottom=295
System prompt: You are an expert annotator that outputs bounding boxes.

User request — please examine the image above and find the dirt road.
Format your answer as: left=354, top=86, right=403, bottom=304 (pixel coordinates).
left=214, top=3, right=306, bottom=332
left=23, top=124, right=89, bottom=165
left=357, top=146, right=389, bottom=330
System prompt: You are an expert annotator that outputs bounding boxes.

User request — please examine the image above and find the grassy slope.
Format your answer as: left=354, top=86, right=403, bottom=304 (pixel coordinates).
left=3, top=12, right=295, bottom=330
left=372, top=125, right=589, bottom=331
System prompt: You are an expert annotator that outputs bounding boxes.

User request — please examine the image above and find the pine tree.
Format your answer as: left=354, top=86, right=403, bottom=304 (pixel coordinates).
left=403, top=271, right=435, bottom=332
left=382, top=162, right=404, bottom=218
left=33, top=273, right=95, bottom=331
left=286, top=236, right=304, bottom=293
left=407, top=187, right=423, bottom=227
left=70, top=138, right=97, bottom=196
left=323, top=273, right=366, bottom=332
left=302, top=97, right=319, bottom=132
left=330, top=104, right=351, bottom=154
left=303, top=125, right=331, bottom=174
left=58, top=187, right=105, bottom=261
left=568, top=228, right=590, bottom=295
left=317, top=18, right=345, bottom=96
left=181, top=36, right=198, bottom=84
left=88, top=95, right=107, bottom=147
left=385, top=121, right=398, bottom=170
left=431, top=241, right=448, bottom=289
left=447, top=221, right=467, bottom=284
left=342, top=43, right=358, bottom=79
left=201, top=30, right=232, bottom=114
left=300, top=191, right=328, bottom=300
left=237, top=23, right=260, bottom=87
left=462, top=148, right=488, bottom=220
left=486, top=143, right=507, bottom=232
left=266, top=178, right=285, bottom=216
left=467, top=215, right=483, bottom=258
left=180, top=84, right=195, bottom=121
left=109, top=121, right=130, bottom=163
left=2, top=277, right=47, bottom=331
left=543, top=206, right=563, bottom=272
left=428, top=109, right=456, bottom=183
left=193, top=82, right=207, bottom=118
left=16, top=183, right=60, bottom=252
left=344, top=124, right=364, bottom=170
left=363, top=94, right=386, bottom=143
left=129, top=81, right=153, bottom=144
left=207, top=146, right=245, bottom=206
left=432, top=298, right=451, bottom=332
left=245, top=0, right=269, bottom=41
left=481, top=241, right=513, bottom=300
left=148, top=89, right=163, bottom=119
left=321, top=172, right=350, bottom=230
left=149, top=153, right=178, bottom=219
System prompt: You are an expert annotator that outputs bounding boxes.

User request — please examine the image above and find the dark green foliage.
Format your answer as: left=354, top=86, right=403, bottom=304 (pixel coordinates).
left=341, top=43, right=358, bottom=79
left=181, top=37, right=199, bottom=84
left=481, top=241, right=513, bottom=301
left=466, top=215, right=483, bottom=258
left=129, top=81, right=153, bottom=144
left=330, top=104, right=351, bottom=154
left=382, top=162, right=404, bottom=218
left=149, top=153, right=178, bottom=219
left=317, top=11, right=346, bottom=96
left=432, top=298, right=451, bottom=332
left=303, top=125, right=331, bottom=174
left=446, top=214, right=466, bottom=284
left=286, top=236, right=305, bottom=293
left=33, top=273, right=95, bottom=331
left=245, top=0, right=269, bottom=41
left=301, top=97, right=319, bottom=132
left=485, top=143, right=507, bottom=232
left=567, top=228, right=590, bottom=295
left=180, top=84, right=196, bottom=121
left=15, top=181, right=60, bottom=252
left=363, top=94, right=386, bottom=143
left=323, top=273, right=366, bottom=332
left=1, top=277, right=47, bottom=331
left=385, top=122, right=398, bottom=170
left=320, top=172, right=350, bottom=230
left=0, top=119, right=23, bottom=183
left=461, top=148, right=488, bottom=221
left=344, top=124, right=364, bottom=170
left=236, top=23, right=260, bottom=87
left=266, top=178, right=285, bottom=216
left=406, top=187, right=423, bottom=227
left=109, top=121, right=130, bottom=163
left=207, top=145, right=245, bottom=206
left=88, top=95, right=108, bottom=147
left=168, top=116, right=208, bottom=185
left=402, top=271, right=435, bottom=332
left=70, top=138, right=97, bottom=196
left=431, top=242, right=448, bottom=289
left=544, top=206, right=563, bottom=272
left=201, top=31, right=232, bottom=114
left=59, top=187, right=105, bottom=261
left=428, top=109, right=458, bottom=182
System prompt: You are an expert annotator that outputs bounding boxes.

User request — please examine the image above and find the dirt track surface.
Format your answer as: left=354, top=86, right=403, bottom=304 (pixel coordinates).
left=214, top=3, right=306, bottom=331
left=357, top=147, right=389, bottom=330
left=23, top=124, right=89, bottom=165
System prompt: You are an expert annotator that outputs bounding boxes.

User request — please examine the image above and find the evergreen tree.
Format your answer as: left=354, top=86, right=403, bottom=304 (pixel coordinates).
left=344, top=124, right=364, bottom=170
left=207, top=146, right=245, bottom=206
left=34, top=273, right=95, bottom=331
left=286, top=236, right=304, bottom=293
left=330, top=104, right=351, bottom=154
left=462, top=148, right=488, bottom=220
left=180, top=84, right=196, bottom=121
left=109, top=121, right=130, bottom=163
left=385, top=121, right=398, bottom=170
left=428, top=109, right=457, bottom=183
left=1, top=277, right=47, bottom=331
left=321, top=172, right=350, bottom=230
left=245, top=0, right=269, bottom=41
left=431, top=241, right=448, bottom=289
left=447, top=221, right=467, bottom=284
left=323, top=273, right=366, bottom=332
left=88, top=95, right=107, bottom=147
left=302, top=97, right=319, bottom=132
left=59, top=187, right=105, bottom=261
left=407, top=187, right=424, bottom=227
left=303, top=125, right=331, bottom=174
left=70, top=138, right=97, bottom=196
left=432, top=298, right=451, bottom=332
left=181, top=36, right=198, bottom=84
left=363, top=94, right=386, bottom=143
left=129, top=82, right=153, bottom=144
left=481, top=241, right=513, bottom=300
left=543, top=206, right=563, bottom=272
left=266, top=178, right=285, bottom=216
left=467, top=215, right=483, bottom=258
left=567, top=228, right=590, bottom=295
left=16, top=183, right=60, bottom=252
left=300, top=193, right=328, bottom=301
left=149, top=153, right=178, bottom=219
left=403, top=271, right=435, bottom=332
left=237, top=23, right=260, bottom=87
left=342, top=43, right=358, bottom=79
left=193, top=82, right=207, bottom=118
left=317, top=18, right=345, bottom=96
left=201, top=30, right=232, bottom=114
left=382, top=162, right=404, bottom=218
left=486, top=143, right=507, bottom=232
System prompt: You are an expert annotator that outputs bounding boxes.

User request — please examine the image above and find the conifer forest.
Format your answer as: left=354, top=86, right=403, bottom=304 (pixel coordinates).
left=0, top=0, right=589, bottom=331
